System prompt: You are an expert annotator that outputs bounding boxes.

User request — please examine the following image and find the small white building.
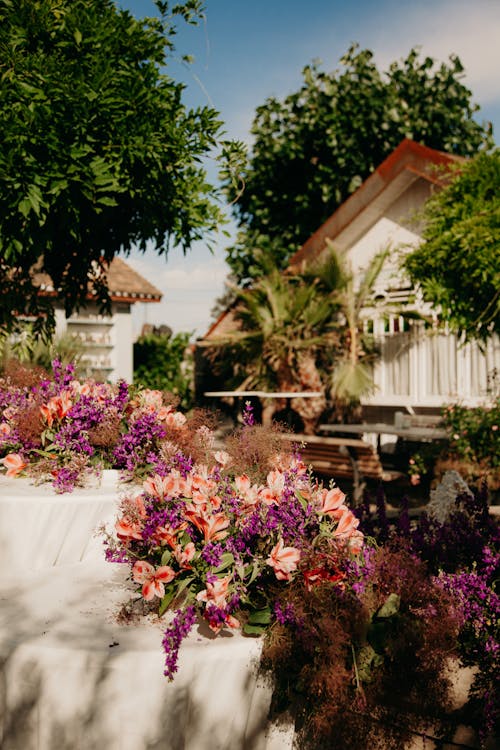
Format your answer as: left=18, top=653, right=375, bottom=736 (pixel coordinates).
left=288, top=139, right=500, bottom=415
left=35, top=256, right=162, bottom=383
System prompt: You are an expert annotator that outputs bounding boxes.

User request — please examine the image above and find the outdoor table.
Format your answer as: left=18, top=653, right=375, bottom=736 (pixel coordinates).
left=0, top=472, right=133, bottom=572
left=0, top=560, right=293, bottom=750
left=318, top=422, right=448, bottom=450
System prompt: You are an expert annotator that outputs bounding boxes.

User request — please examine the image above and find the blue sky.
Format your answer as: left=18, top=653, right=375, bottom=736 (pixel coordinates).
left=118, top=0, right=500, bottom=339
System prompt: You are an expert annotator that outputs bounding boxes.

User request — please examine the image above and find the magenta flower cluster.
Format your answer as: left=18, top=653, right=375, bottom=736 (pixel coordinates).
left=0, top=360, right=188, bottom=491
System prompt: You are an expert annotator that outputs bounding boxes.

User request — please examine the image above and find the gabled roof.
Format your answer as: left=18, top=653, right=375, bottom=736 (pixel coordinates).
left=288, top=139, right=463, bottom=269
left=200, top=139, right=463, bottom=341
left=34, top=256, right=162, bottom=303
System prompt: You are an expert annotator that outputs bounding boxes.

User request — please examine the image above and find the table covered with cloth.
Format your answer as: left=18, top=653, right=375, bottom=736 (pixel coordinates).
left=0, top=557, right=293, bottom=750
left=0, top=473, right=127, bottom=572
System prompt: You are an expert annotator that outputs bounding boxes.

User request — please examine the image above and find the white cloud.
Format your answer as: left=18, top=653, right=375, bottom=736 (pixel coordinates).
left=366, top=1, right=500, bottom=104
left=126, top=250, right=230, bottom=339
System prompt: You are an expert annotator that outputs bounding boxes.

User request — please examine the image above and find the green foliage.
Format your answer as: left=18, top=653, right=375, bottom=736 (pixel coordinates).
left=224, top=44, right=491, bottom=284
left=404, top=150, right=500, bottom=341
left=0, top=0, right=226, bottom=338
left=133, top=331, right=194, bottom=410
left=441, top=396, right=500, bottom=469
left=0, top=324, right=84, bottom=373
left=202, top=252, right=343, bottom=394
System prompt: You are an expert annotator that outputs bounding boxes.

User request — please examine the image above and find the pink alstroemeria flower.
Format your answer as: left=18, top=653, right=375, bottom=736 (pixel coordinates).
left=143, top=474, right=173, bottom=499
left=155, top=521, right=188, bottom=549
left=348, top=529, right=364, bottom=555
left=258, top=470, right=286, bottom=505
left=115, top=516, right=143, bottom=541
left=40, top=390, right=73, bottom=427
left=185, top=509, right=230, bottom=543
left=173, top=542, right=196, bottom=568
left=196, top=575, right=231, bottom=608
left=163, top=410, right=187, bottom=429
left=214, top=450, right=231, bottom=467
left=266, top=539, right=301, bottom=581
left=1, top=452, right=27, bottom=477
left=197, top=575, right=239, bottom=634
left=115, top=496, right=146, bottom=541
left=319, top=486, right=347, bottom=516
left=132, top=560, right=176, bottom=601
left=234, top=474, right=259, bottom=512
left=333, top=508, right=360, bottom=540
left=0, top=422, right=11, bottom=437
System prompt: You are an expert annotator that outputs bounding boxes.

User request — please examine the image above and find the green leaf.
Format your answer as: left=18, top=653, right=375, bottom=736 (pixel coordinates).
left=160, top=549, right=172, bottom=566
left=213, top=552, right=234, bottom=574
left=355, top=643, right=384, bottom=684
left=247, top=606, right=272, bottom=625
left=243, top=623, right=267, bottom=636
left=96, top=196, right=118, bottom=207
left=158, top=587, right=176, bottom=616
left=173, top=575, right=195, bottom=600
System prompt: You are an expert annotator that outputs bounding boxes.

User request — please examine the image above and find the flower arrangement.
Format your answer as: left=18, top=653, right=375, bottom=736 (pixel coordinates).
left=102, top=404, right=364, bottom=679
left=0, top=359, right=189, bottom=492
left=356, top=482, right=500, bottom=745
left=263, top=546, right=461, bottom=750
left=2, top=360, right=497, bottom=748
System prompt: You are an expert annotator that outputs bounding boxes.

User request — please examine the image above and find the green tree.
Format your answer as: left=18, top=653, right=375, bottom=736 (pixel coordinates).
left=133, top=330, right=194, bottom=410
left=0, top=0, right=226, bottom=338
left=404, top=150, right=500, bottom=342
left=225, top=45, right=491, bottom=284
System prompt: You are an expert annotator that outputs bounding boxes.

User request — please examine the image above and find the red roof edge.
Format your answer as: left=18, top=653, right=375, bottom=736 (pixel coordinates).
left=289, top=139, right=461, bottom=268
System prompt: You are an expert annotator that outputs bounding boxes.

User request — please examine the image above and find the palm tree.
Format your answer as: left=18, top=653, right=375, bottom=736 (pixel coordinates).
left=203, top=244, right=392, bottom=430
left=203, top=254, right=342, bottom=432
left=322, top=239, right=390, bottom=407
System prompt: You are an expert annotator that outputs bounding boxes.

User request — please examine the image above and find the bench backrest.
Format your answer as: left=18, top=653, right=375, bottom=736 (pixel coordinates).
left=280, top=433, right=385, bottom=481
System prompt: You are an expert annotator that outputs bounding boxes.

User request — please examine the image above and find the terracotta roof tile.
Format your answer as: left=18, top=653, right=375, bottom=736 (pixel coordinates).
left=33, top=256, right=162, bottom=302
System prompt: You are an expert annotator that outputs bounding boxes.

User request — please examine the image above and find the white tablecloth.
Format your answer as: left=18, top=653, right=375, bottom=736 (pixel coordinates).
left=0, top=475, right=123, bottom=571
left=0, top=561, right=293, bottom=750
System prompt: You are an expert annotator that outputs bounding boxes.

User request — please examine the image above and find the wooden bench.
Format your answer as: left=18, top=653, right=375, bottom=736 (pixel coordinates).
left=280, top=433, right=406, bottom=503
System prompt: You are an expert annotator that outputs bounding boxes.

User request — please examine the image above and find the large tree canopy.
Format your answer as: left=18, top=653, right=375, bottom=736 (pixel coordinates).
left=0, top=0, right=226, bottom=337
left=225, top=45, right=492, bottom=284
left=404, top=150, right=500, bottom=342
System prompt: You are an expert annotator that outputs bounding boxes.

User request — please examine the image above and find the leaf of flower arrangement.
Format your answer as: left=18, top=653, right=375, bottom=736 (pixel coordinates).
left=295, top=491, right=310, bottom=511
left=243, top=623, right=268, bottom=636
left=32, top=446, right=58, bottom=458
left=161, top=549, right=172, bottom=566
left=245, top=560, right=262, bottom=586
left=158, top=588, right=177, bottom=617
left=172, top=575, right=195, bottom=602
left=355, top=643, right=384, bottom=684
left=247, top=606, right=272, bottom=625
left=213, top=552, right=235, bottom=574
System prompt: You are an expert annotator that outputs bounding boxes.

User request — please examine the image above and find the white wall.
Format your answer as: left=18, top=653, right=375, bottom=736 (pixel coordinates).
left=55, top=302, right=133, bottom=383
left=112, top=303, right=133, bottom=383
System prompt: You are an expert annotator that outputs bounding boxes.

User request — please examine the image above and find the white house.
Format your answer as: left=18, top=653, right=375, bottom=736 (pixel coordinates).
left=202, top=139, right=499, bottom=419
left=288, top=139, right=500, bottom=416
left=34, top=256, right=162, bottom=383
